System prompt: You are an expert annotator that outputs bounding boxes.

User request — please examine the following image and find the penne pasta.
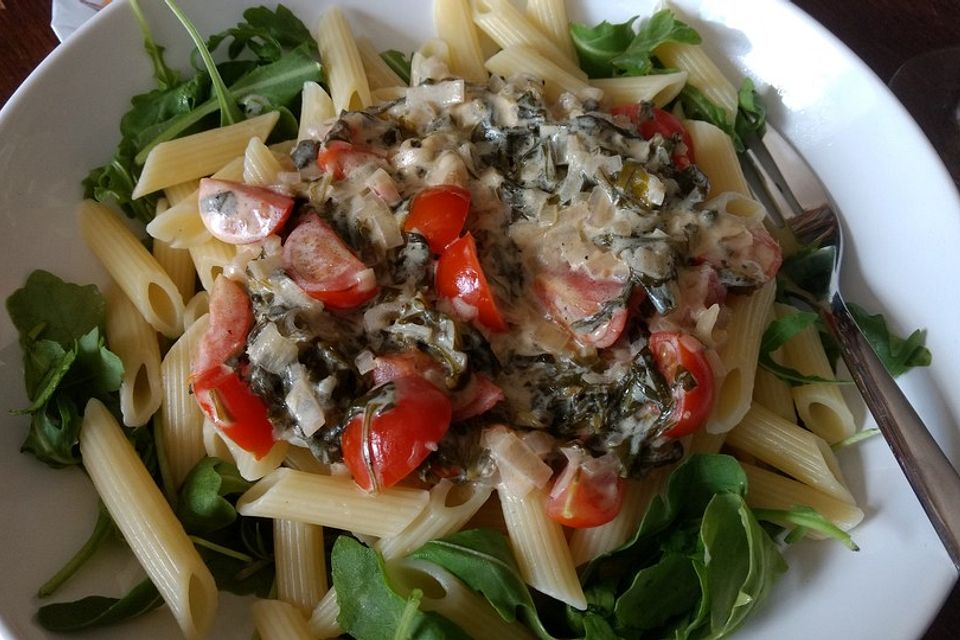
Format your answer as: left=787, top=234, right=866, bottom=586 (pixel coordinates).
left=776, top=303, right=856, bottom=443
left=236, top=468, right=429, bottom=537
left=726, top=403, right=855, bottom=504
left=152, top=239, right=196, bottom=304
left=80, top=399, right=217, bottom=639
left=252, top=599, right=314, bottom=640
left=655, top=41, right=738, bottom=126
left=708, top=280, right=776, bottom=433
left=434, top=0, right=488, bottom=83
left=156, top=314, right=209, bottom=495
left=355, top=37, right=407, bottom=90
left=242, top=136, right=285, bottom=186
left=593, top=72, right=688, bottom=109
left=485, top=45, right=596, bottom=103
left=274, top=519, right=328, bottom=613
left=525, top=0, right=577, bottom=63
left=315, top=7, right=371, bottom=113
left=104, top=286, right=163, bottom=427
left=78, top=200, right=185, bottom=338
left=498, top=485, right=586, bottom=610
left=133, top=111, right=279, bottom=198
left=686, top=119, right=751, bottom=198
left=472, top=0, right=586, bottom=80
left=189, top=237, right=236, bottom=293
left=298, top=81, right=337, bottom=141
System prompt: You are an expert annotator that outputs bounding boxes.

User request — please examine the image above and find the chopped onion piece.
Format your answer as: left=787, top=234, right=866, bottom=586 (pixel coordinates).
left=248, top=322, right=298, bottom=375
left=482, top=425, right=553, bottom=498
left=284, top=365, right=326, bottom=438
left=355, top=349, right=376, bottom=375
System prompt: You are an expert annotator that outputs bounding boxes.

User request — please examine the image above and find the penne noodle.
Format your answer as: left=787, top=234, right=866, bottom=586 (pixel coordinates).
left=315, top=7, right=371, bottom=113
left=104, top=286, right=163, bottom=427
left=726, top=403, right=855, bottom=504
left=236, top=468, right=429, bottom=537
left=78, top=200, right=184, bottom=338
left=133, top=111, right=279, bottom=198
left=593, top=72, right=688, bottom=109
left=525, top=0, right=577, bottom=63
left=252, top=599, right=314, bottom=640
left=274, top=519, right=328, bottom=613
left=434, top=0, right=488, bottom=82
left=80, top=399, right=217, bottom=639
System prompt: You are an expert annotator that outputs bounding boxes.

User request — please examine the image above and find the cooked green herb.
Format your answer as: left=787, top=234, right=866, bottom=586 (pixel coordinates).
left=381, top=49, right=413, bottom=85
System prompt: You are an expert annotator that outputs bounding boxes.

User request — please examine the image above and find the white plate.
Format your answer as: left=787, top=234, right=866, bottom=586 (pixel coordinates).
left=1, top=0, right=958, bottom=638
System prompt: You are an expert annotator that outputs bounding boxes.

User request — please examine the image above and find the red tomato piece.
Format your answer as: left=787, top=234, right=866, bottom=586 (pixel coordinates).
left=546, top=449, right=624, bottom=528
left=648, top=332, right=715, bottom=438
left=451, top=373, right=505, bottom=421
left=282, top=215, right=378, bottom=309
left=611, top=104, right=695, bottom=169
left=316, top=140, right=383, bottom=180
left=192, top=365, right=275, bottom=459
left=192, top=275, right=253, bottom=376
left=403, top=185, right=471, bottom=254
left=197, top=178, right=293, bottom=244
left=535, top=269, right=628, bottom=348
left=341, top=375, right=453, bottom=492
left=435, top=233, right=508, bottom=332
left=370, top=349, right=446, bottom=389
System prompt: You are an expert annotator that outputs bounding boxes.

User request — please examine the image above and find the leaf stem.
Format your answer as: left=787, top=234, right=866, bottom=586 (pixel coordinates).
left=37, top=501, right=113, bottom=597
left=190, top=536, right=254, bottom=563
left=164, top=0, right=244, bottom=126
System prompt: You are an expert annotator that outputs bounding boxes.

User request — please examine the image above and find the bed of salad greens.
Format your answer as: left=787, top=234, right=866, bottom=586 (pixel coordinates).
left=4, top=1, right=932, bottom=638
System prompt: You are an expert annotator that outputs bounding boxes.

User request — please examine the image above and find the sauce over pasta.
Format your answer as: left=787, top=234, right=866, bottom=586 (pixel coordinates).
left=192, top=70, right=781, bottom=524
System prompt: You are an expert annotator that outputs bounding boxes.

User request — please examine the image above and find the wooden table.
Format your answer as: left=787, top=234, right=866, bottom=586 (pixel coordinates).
left=1, top=0, right=959, bottom=637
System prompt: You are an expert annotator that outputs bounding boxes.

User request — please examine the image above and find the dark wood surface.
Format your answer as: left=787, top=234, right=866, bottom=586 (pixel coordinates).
left=1, top=0, right=958, bottom=637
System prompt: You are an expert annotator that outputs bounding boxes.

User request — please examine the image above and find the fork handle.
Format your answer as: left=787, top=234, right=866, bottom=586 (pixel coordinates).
left=825, top=291, right=960, bottom=570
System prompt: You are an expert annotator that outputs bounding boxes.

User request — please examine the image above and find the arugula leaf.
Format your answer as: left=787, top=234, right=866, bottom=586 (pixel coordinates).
left=7, top=271, right=123, bottom=467
left=612, top=10, right=700, bottom=76
left=6, top=270, right=105, bottom=346
left=758, top=311, right=843, bottom=384
left=831, top=428, right=880, bottom=451
left=164, top=0, right=244, bottom=127
left=680, top=83, right=736, bottom=137
left=177, top=457, right=252, bottom=534
left=848, top=303, right=932, bottom=377
left=128, top=0, right=180, bottom=90
left=86, top=5, right=320, bottom=223
left=777, top=245, right=836, bottom=302
left=36, top=577, right=163, bottom=632
left=332, top=536, right=471, bottom=640
left=735, top=77, right=766, bottom=142
left=133, top=47, right=322, bottom=163
left=576, top=455, right=787, bottom=639
left=569, top=18, right=637, bottom=78
left=204, top=5, right=317, bottom=65
left=614, top=553, right=700, bottom=630
left=381, top=50, right=413, bottom=86
left=409, top=529, right=557, bottom=639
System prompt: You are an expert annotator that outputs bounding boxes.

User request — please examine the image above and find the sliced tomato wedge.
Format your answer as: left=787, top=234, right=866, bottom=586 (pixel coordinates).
left=535, top=269, right=628, bottom=348
left=370, top=349, right=446, bottom=389
left=192, top=275, right=253, bottom=376
left=192, top=364, right=275, bottom=459
left=197, top=178, right=294, bottom=244
left=282, top=215, right=378, bottom=309
left=403, top=185, right=470, bottom=254
left=648, top=331, right=715, bottom=438
left=611, top=104, right=695, bottom=169
left=451, top=373, right=504, bottom=421
left=435, top=233, right=507, bottom=332
left=341, top=375, right=453, bottom=492
left=546, top=449, right=624, bottom=528
left=316, top=140, right=383, bottom=180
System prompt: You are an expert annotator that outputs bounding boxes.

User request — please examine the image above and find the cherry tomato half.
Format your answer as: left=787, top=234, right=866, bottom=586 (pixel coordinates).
left=192, top=365, right=275, bottom=459
left=316, top=140, right=383, bottom=180
left=192, top=275, right=253, bottom=377
left=197, top=178, right=293, bottom=244
left=535, top=269, right=629, bottom=349
left=341, top=375, right=453, bottom=492
left=546, top=449, right=624, bottom=528
left=611, top=104, right=695, bottom=169
left=403, top=185, right=471, bottom=254
left=435, top=233, right=507, bottom=332
left=282, top=215, right=378, bottom=310
left=648, top=331, right=715, bottom=438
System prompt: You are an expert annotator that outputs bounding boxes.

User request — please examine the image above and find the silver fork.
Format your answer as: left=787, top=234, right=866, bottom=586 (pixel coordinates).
left=742, top=125, right=960, bottom=571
